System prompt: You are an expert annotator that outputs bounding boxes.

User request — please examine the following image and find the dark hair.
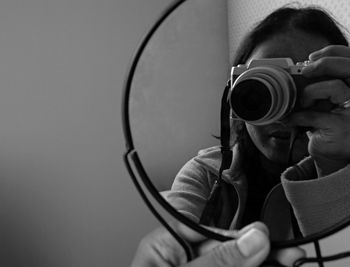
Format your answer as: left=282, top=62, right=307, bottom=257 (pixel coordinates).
left=231, top=5, right=349, bottom=184
left=233, top=5, right=348, bottom=66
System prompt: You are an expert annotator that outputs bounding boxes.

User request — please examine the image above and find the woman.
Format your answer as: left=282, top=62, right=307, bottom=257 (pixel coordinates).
left=166, top=5, right=350, bottom=239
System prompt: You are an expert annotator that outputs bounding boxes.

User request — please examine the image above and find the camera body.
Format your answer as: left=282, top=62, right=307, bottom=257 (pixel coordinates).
left=229, top=58, right=310, bottom=125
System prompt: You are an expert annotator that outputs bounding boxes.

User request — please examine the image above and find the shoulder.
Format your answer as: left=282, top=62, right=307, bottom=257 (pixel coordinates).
left=194, top=145, right=222, bottom=172
left=182, top=145, right=242, bottom=182
left=172, top=146, right=222, bottom=185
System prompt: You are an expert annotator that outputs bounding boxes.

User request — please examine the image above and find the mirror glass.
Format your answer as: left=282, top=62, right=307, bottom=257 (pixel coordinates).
left=127, top=0, right=350, bottom=244
left=129, top=0, right=228, bottom=191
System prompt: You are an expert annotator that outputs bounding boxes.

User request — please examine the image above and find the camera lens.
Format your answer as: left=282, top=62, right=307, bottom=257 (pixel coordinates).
left=230, top=64, right=298, bottom=125
left=230, top=79, right=272, bottom=121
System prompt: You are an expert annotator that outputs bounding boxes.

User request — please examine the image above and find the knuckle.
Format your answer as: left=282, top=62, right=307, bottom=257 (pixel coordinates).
left=320, top=45, right=344, bottom=56
left=323, top=45, right=339, bottom=55
left=314, top=57, right=328, bottom=73
left=319, top=45, right=333, bottom=56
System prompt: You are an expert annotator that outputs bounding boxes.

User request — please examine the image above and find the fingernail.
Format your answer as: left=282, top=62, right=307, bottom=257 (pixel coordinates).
left=237, top=228, right=266, bottom=257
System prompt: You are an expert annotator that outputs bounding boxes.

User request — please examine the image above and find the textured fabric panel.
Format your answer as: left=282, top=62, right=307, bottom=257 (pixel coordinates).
left=282, top=157, right=350, bottom=235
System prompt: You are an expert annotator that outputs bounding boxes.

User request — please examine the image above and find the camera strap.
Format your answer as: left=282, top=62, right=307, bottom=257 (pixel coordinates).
left=199, top=81, right=233, bottom=226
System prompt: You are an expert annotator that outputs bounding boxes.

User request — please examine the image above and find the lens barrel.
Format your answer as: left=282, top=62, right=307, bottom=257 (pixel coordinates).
left=229, top=66, right=296, bottom=125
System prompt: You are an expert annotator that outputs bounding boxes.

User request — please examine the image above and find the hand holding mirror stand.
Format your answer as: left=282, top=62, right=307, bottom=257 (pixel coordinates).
left=122, top=0, right=350, bottom=266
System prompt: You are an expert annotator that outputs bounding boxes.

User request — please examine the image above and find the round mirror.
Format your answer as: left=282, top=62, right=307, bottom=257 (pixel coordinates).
left=128, top=0, right=227, bottom=193
left=123, top=0, right=350, bottom=252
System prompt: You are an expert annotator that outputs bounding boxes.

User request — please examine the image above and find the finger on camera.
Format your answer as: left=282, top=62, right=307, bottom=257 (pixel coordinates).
left=302, top=57, right=350, bottom=79
left=287, top=111, right=338, bottom=129
left=300, top=79, right=350, bottom=108
left=309, top=45, right=350, bottom=61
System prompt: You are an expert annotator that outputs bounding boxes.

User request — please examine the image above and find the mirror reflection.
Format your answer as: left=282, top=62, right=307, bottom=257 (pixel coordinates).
left=129, top=0, right=228, bottom=191
left=129, top=0, right=350, bottom=243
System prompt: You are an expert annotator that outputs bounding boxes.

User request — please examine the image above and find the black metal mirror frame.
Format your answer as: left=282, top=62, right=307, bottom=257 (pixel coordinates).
left=121, top=0, right=350, bottom=251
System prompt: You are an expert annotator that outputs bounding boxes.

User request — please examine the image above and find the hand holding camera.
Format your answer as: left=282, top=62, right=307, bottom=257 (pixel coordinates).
left=228, top=57, right=335, bottom=126
left=289, top=45, right=350, bottom=175
left=228, top=45, right=350, bottom=175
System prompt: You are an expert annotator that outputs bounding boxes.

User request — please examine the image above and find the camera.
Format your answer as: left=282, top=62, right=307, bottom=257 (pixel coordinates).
left=228, top=58, right=310, bottom=125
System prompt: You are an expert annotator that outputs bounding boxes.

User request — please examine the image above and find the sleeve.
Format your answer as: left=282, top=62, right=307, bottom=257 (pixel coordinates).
left=281, top=156, right=350, bottom=236
left=164, top=158, right=216, bottom=223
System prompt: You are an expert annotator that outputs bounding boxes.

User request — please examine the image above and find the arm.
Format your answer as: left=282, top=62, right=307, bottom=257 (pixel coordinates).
left=165, top=157, right=215, bottom=222
left=285, top=45, right=350, bottom=235
left=282, top=156, right=350, bottom=236
left=165, top=146, right=242, bottom=228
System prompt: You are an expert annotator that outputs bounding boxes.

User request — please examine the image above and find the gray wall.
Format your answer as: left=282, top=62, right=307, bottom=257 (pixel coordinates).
left=130, top=0, right=229, bottom=191
left=0, top=0, right=172, bottom=266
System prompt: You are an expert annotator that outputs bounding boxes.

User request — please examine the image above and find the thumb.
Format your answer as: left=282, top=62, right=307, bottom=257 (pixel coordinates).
left=183, top=228, right=270, bottom=267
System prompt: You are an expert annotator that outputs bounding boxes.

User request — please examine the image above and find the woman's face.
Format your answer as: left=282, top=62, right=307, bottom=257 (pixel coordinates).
left=245, top=30, right=330, bottom=164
